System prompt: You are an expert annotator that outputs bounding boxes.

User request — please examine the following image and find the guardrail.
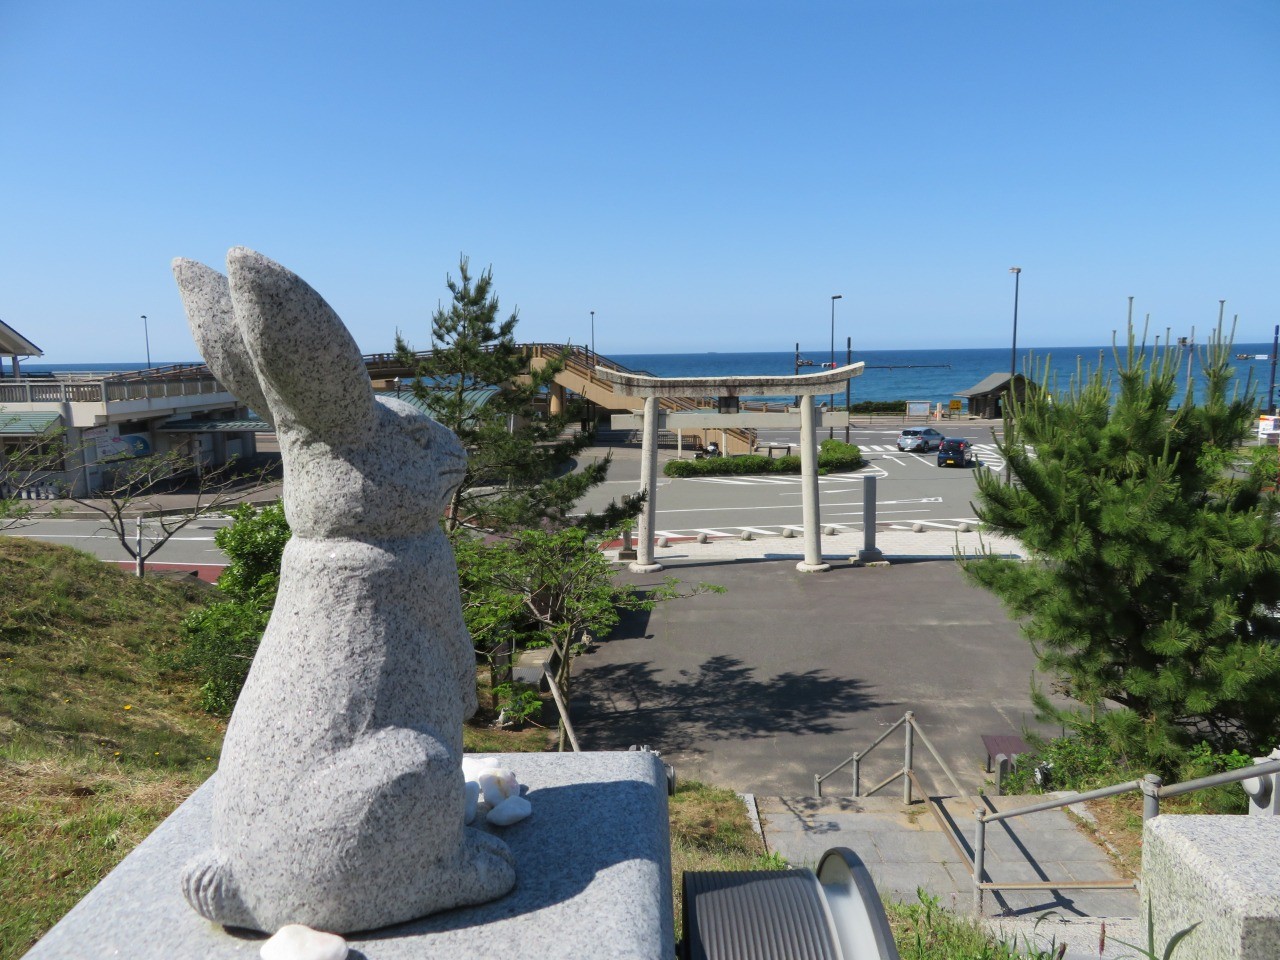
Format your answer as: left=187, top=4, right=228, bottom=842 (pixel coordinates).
left=0, top=369, right=226, bottom=405
left=970, top=756, right=1280, bottom=912
left=818, top=715, right=1280, bottom=916
left=542, top=669, right=580, bottom=753
left=815, top=711, right=979, bottom=878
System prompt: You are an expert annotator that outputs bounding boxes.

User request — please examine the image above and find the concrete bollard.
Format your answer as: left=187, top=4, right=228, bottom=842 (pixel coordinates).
left=696, top=532, right=708, bottom=544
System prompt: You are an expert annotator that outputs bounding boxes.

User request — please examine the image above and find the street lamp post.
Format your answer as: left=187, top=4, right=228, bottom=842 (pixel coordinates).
left=1008, top=268, right=1021, bottom=382
left=141, top=315, right=151, bottom=369
left=830, top=294, right=842, bottom=438
left=590, top=310, right=595, bottom=365
left=1269, top=324, right=1279, bottom=415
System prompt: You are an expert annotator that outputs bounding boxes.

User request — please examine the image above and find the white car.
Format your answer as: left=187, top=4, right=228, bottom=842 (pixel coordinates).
left=897, top=427, right=943, bottom=452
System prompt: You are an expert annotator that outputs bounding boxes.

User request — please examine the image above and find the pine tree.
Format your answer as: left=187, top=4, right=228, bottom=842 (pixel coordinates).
left=964, top=320, right=1280, bottom=761
left=395, top=256, right=639, bottom=532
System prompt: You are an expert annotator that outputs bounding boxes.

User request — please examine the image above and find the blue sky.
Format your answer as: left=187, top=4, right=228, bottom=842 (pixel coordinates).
left=2, top=1, right=1277, bottom=363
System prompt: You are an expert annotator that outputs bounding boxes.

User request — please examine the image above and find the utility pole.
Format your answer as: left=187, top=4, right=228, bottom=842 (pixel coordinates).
left=829, top=294, right=842, bottom=439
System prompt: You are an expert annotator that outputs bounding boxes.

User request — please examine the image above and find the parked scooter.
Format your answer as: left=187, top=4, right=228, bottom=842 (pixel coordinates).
left=694, top=441, right=721, bottom=460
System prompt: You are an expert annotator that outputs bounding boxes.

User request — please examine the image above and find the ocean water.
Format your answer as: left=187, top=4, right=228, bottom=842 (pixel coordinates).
left=611, top=344, right=1280, bottom=407
left=18, top=344, right=1280, bottom=409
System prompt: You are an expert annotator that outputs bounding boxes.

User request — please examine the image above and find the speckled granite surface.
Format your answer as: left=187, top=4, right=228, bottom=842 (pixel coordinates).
left=172, top=249, right=512, bottom=931
left=25, top=752, right=673, bottom=960
left=1143, top=815, right=1280, bottom=960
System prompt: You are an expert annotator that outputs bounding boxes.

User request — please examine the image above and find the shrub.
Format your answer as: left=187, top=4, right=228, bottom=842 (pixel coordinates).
left=818, top=438, right=863, bottom=471
left=1003, top=722, right=1256, bottom=813
left=850, top=400, right=909, bottom=414
left=178, top=600, right=270, bottom=715
left=663, top=442, right=863, bottom=478
left=492, top=681, right=543, bottom=727
left=175, top=500, right=291, bottom=715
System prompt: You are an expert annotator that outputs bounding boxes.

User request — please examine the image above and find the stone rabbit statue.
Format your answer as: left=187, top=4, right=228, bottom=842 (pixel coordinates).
left=172, top=248, right=515, bottom=933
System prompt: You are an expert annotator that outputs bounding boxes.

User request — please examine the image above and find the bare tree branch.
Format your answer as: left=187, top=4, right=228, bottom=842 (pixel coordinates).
left=68, top=448, right=270, bottom=576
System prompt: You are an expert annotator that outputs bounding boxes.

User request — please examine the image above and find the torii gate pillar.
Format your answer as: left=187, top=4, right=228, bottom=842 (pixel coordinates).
left=795, top=395, right=830, bottom=573
left=631, top=396, right=664, bottom=573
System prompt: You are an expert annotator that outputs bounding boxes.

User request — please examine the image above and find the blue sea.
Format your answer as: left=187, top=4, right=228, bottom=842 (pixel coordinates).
left=20, top=343, right=1280, bottom=408
left=611, top=343, right=1280, bottom=407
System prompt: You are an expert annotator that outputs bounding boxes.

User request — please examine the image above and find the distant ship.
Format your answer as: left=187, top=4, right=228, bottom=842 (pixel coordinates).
left=1236, top=353, right=1271, bottom=361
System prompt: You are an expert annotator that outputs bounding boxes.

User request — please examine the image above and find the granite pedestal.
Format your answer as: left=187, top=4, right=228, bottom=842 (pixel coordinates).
left=1142, top=815, right=1280, bottom=960
left=25, top=752, right=673, bottom=960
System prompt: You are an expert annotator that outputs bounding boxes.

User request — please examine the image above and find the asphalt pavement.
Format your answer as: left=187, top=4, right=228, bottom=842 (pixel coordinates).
left=577, top=534, right=1034, bottom=797
left=573, top=416, right=1008, bottom=540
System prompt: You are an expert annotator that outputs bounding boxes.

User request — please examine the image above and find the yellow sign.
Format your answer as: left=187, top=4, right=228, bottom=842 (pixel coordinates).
left=949, top=399, right=963, bottom=412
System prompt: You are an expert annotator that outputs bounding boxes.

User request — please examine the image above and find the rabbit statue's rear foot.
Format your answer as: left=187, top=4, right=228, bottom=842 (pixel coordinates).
left=182, top=724, right=516, bottom=931
left=172, top=248, right=517, bottom=934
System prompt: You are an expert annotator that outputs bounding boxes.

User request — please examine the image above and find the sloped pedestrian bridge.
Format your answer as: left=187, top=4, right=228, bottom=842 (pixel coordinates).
left=364, top=342, right=824, bottom=456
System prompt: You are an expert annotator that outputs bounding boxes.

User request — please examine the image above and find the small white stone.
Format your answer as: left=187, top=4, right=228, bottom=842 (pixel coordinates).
left=476, top=767, right=520, bottom=807
left=486, top=793, right=532, bottom=826
left=461, top=755, right=498, bottom=782
left=464, top=780, right=479, bottom=825
left=261, top=924, right=348, bottom=960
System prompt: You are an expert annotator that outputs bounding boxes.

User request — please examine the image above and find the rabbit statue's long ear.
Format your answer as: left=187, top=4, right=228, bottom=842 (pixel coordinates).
left=173, top=258, right=275, bottom=428
left=226, top=247, right=377, bottom=439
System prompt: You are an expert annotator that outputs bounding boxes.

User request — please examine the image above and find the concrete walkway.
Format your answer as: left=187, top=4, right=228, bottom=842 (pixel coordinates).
left=606, top=524, right=1023, bottom=566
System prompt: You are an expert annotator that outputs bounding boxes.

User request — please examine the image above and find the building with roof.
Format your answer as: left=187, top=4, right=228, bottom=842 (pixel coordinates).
left=0, top=320, right=256, bottom=496
left=954, top=372, right=1032, bottom=419
left=0, top=318, right=43, bottom=378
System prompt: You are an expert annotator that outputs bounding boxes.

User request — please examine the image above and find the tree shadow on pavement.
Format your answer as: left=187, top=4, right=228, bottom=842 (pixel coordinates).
left=571, top=654, right=886, bottom=756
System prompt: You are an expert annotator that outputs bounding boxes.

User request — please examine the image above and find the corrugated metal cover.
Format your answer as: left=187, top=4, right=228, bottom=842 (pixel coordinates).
left=684, top=870, right=840, bottom=960
left=0, top=411, right=62, bottom=435
left=384, top=385, right=499, bottom=420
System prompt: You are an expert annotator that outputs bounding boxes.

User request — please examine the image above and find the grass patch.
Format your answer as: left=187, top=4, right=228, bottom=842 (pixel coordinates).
left=0, top=538, right=225, bottom=959
left=668, top=780, right=783, bottom=940
left=0, top=751, right=211, bottom=957
left=0, top=537, right=550, bottom=958
left=886, top=889, right=1079, bottom=959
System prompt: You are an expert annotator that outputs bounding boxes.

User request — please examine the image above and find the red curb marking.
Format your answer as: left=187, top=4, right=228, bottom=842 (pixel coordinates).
left=110, top=561, right=226, bottom=584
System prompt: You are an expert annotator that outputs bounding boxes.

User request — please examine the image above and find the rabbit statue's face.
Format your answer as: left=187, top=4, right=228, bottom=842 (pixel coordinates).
left=375, top=395, right=468, bottom=517
left=273, top=396, right=468, bottom=540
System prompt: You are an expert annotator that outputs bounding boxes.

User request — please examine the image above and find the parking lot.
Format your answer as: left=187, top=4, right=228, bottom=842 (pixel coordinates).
left=574, top=418, right=1007, bottom=539
left=571, top=551, right=1050, bottom=797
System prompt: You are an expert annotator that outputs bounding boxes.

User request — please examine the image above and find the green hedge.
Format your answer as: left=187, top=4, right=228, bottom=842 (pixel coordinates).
left=664, top=439, right=863, bottom=478
left=848, top=400, right=910, bottom=414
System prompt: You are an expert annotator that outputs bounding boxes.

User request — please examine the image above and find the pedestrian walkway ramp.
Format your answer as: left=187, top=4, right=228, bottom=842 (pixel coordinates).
left=756, top=794, right=1139, bottom=919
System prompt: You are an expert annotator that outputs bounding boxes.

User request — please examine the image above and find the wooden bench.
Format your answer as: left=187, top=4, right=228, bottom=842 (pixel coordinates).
left=981, top=733, right=1031, bottom=772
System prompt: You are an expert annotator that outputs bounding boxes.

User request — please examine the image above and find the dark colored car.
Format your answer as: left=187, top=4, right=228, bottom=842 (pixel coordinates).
left=937, top=437, right=976, bottom=468
left=897, top=427, right=944, bottom=452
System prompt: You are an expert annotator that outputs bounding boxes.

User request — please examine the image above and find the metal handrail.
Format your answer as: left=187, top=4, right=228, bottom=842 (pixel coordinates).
left=906, top=715, right=969, bottom=803
left=971, top=756, right=1280, bottom=913
left=814, top=711, right=969, bottom=805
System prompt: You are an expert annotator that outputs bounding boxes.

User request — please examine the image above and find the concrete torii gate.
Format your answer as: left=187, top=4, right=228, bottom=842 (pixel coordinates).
left=593, top=363, right=864, bottom=574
